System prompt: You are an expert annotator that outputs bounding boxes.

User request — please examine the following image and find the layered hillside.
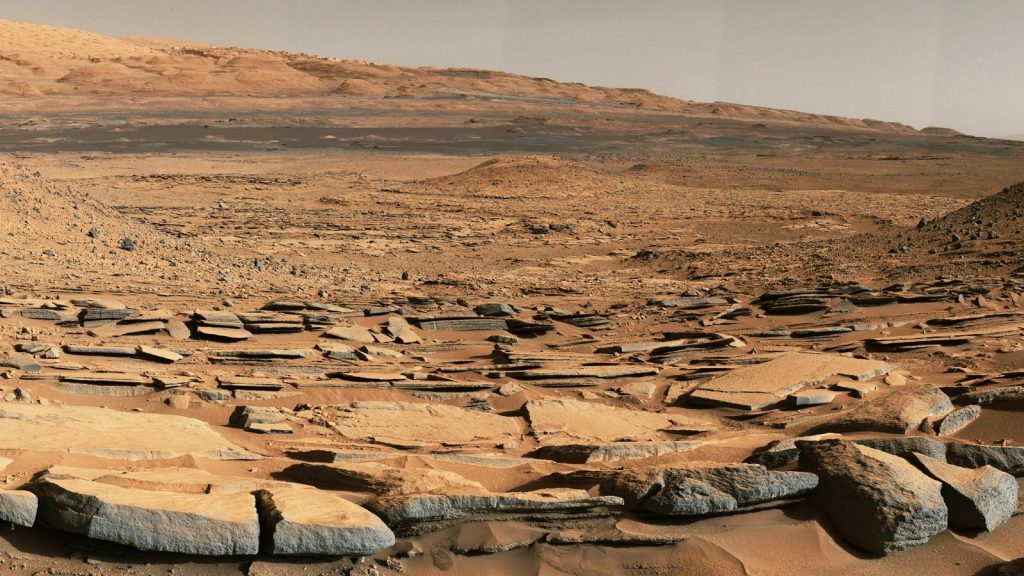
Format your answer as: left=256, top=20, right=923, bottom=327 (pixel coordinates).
left=0, top=18, right=924, bottom=134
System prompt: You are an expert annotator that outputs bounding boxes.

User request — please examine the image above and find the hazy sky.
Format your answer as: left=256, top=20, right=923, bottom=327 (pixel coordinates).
left=1, top=0, right=1021, bottom=137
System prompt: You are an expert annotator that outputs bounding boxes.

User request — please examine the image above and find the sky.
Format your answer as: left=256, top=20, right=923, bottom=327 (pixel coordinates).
left=0, top=0, right=1020, bottom=137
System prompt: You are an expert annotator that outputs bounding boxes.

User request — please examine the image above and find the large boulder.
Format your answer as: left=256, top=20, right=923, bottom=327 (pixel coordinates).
left=798, top=439, right=947, bottom=554
left=909, top=452, right=1016, bottom=531
left=31, top=477, right=260, bottom=555
left=255, top=485, right=395, bottom=556
left=811, top=385, right=953, bottom=435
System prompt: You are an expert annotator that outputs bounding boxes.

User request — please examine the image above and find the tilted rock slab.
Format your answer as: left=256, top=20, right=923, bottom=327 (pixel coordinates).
left=32, top=477, right=260, bottom=555
left=909, top=452, right=1016, bottom=531
left=798, top=440, right=947, bottom=554
left=559, top=462, right=817, bottom=514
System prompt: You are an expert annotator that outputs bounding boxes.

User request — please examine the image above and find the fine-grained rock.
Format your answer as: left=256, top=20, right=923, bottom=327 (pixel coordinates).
left=909, top=452, right=1016, bottom=531
left=937, top=405, right=982, bottom=436
left=798, top=440, right=947, bottom=554
left=946, top=443, right=1024, bottom=476
left=255, top=485, right=395, bottom=556
left=0, top=489, right=37, bottom=527
left=811, top=385, right=953, bottom=435
left=747, top=435, right=945, bottom=468
left=369, top=489, right=622, bottom=535
left=557, top=462, right=817, bottom=514
left=31, top=477, right=260, bottom=555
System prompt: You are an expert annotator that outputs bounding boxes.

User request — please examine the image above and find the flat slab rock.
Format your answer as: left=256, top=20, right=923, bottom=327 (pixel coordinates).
left=0, top=404, right=257, bottom=460
left=368, top=489, right=623, bottom=535
left=532, top=440, right=711, bottom=464
left=328, top=401, right=520, bottom=448
left=32, top=477, right=260, bottom=555
left=812, top=384, right=953, bottom=434
left=798, top=439, right=947, bottom=555
left=525, top=398, right=716, bottom=444
left=689, top=352, right=892, bottom=410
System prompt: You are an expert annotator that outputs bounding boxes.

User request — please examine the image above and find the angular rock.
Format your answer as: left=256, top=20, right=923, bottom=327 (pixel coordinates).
left=909, top=452, right=1016, bottom=531
left=0, top=489, right=37, bottom=527
left=955, top=386, right=1024, bottom=405
left=474, top=303, right=516, bottom=317
left=31, top=477, right=259, bottom=555
left=937, top=405, right=981, bottom=436
left=559, top=463, right=816, bottom=515
left=255, top=485, right=395, bottom=556
left=384, top=316, right=421, bottom=344
left=0, top=353, right=41, bottom=373
left=946, top=443, right=1024, bottom=476
left=789, top=388, right=838, bottom=406
left=413, top=317, right=508, bottom=331
left=798, top=440, right=947, bottom=554
left=136, top=345, right=183, bottom=363
left=324, top=325, right=376, bottom=343
left=196, top=326, right=252, bottom=341
left=283, top=462, right=485, bottom=495
left=63, top=344, right=135, bottom=357
left=531, top=440, right=709, bottom=464
left=689, top=352, right=891, bottom=411
left=812, top=384, right=953, bottom=434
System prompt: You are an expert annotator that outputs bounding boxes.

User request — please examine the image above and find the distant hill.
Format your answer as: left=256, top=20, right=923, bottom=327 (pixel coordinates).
left=0, top=18, right=928, bottom=135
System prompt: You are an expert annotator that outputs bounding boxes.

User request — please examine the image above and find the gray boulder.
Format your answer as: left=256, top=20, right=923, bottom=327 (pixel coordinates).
left=559, top=463, right=817, bottom=515
left=909, top=452, right=1016, bottom=531
left=798, top=439, right=947, bottom=554
left=946, top=442, right=1024, bottom=476
left=936, top=405, right=981, bottom=436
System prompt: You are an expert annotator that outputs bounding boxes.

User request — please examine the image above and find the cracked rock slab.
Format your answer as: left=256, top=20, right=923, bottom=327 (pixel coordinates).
left=31, top=477, right=260, bottom=555
left=255, top=485, right=395, bottom=556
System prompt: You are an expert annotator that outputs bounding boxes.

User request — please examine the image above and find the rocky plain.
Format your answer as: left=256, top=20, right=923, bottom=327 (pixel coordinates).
left=1, top=17, right=1024, bottom=576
